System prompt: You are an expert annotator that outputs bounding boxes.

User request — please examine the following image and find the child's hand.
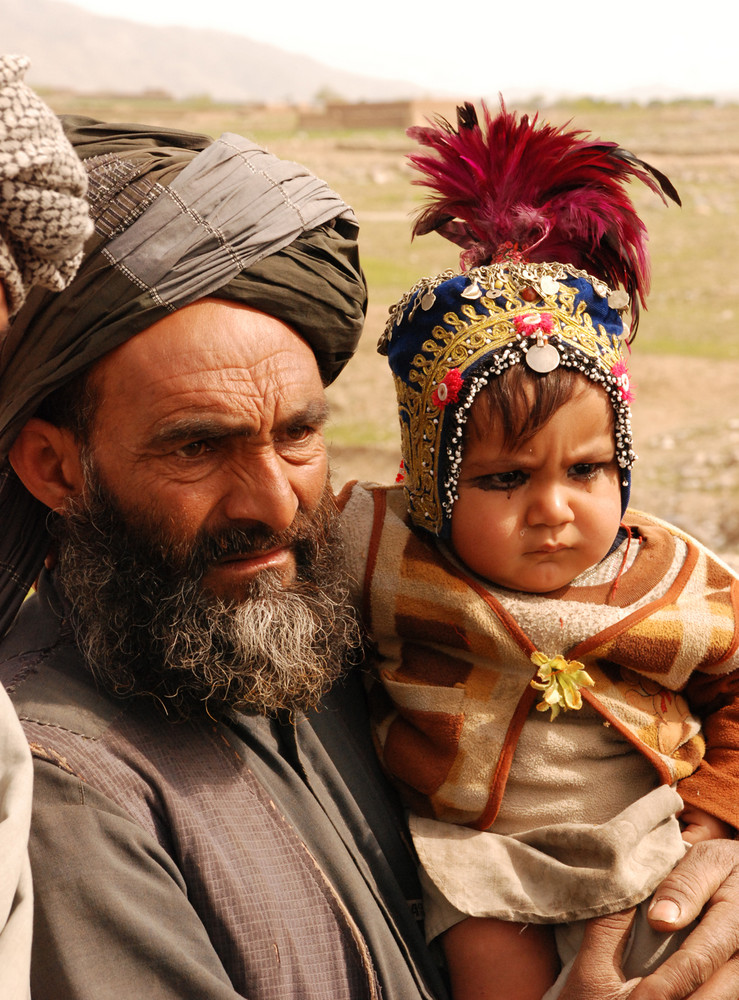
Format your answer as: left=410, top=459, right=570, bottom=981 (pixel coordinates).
left=679, top=805, right=734, bottom=844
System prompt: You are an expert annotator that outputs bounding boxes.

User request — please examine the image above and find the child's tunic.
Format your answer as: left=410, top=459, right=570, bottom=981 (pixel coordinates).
left=339, top=482, right=739, bottom=937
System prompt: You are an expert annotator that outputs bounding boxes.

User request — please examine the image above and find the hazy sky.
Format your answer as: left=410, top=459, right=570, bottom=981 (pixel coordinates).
left=65, top=0, right=737, bottom=101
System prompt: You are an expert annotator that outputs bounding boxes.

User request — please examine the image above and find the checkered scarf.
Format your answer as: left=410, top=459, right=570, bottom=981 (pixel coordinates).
left=0, top=55, right=91, bottom=316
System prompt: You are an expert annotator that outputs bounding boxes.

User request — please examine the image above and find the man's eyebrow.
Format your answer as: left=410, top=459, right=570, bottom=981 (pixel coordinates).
left=287, top=399, right=330, bottom=428
left=148, top=400, right=330, bottom=448
left=148, top=417, right=238, bottom=448
left=274, top=399, right=331, bottom=434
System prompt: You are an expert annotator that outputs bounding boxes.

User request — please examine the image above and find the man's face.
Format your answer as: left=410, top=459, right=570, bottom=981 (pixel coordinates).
left=52, top=299, right=361, bottom=718
left=85, top=298, right=330, bottom=600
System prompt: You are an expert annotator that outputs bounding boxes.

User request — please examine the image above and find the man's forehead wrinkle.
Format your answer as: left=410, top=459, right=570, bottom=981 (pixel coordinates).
left=144, top=373, right=327, bottom=446
left=146, top=385, right=266, bottom=444
left=89, top=301, right=328, bottom=457
left=129, top=341, right=318, bottom=396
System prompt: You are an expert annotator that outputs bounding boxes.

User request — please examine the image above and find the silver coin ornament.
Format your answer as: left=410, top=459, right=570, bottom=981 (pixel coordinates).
left=461, top=281, right=483, bottom=299
left=525, top=342, right=561, bottom=372
left=607, top=289, right=630, bottom=311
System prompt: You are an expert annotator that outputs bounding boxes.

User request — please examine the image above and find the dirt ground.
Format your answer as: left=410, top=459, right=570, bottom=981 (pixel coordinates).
left=327, top=350, right=739, bottom=571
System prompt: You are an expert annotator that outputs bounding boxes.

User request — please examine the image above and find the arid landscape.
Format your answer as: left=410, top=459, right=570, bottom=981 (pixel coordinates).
left=43, top=92, right=739, bottom=566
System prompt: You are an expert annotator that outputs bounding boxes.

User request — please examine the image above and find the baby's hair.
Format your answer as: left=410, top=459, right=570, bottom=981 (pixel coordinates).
left=467, top=366, right=612, bottom=449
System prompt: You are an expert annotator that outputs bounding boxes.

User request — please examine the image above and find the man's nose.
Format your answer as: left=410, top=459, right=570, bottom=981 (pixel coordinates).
left=526, top=482, right=575, bottom=527
left=220, top=453, right=299, bottom=534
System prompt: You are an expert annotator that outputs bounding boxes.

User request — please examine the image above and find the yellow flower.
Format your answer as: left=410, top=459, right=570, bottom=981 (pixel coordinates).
left=529, top=651, right=595, bottom=721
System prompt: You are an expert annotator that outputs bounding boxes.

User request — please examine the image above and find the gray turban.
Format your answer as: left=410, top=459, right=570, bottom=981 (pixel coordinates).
left=0, top=55, right=92, bottom=316
left=0, top=117, right=368, bottom=634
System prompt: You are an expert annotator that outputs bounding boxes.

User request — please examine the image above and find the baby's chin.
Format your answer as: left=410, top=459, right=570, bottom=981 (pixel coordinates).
left=481, top=557, right=597, bottom=595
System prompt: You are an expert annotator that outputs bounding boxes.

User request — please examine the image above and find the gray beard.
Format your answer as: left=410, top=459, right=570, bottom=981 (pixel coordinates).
left=52, top=467, right=362, bottom=720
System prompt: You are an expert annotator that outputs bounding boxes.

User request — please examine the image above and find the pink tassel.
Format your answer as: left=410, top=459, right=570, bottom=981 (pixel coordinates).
left=407, top=100, right=680, bottom=330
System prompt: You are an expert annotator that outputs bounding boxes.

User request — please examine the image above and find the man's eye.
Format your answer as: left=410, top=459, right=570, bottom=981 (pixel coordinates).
left=474, top=470, right=527, bottom=491
left=175, top=441, right=211, bottom=459
left=285, top=424, right=314, bottom=442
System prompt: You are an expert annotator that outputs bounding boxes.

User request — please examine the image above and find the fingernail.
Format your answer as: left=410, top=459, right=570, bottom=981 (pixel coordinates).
left=649, top=899, right=681, bottom=924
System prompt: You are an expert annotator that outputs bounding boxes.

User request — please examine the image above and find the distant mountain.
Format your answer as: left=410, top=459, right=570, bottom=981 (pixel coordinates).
left=4, top=0, right=427, bottom=103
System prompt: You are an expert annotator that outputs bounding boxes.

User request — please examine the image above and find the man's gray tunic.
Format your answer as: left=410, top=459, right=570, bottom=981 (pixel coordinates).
left=0, top=572, right=447, bottom=1000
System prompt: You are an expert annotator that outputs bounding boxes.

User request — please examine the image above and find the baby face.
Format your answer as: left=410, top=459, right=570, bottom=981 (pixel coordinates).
left=450, top=380, right=622, bottom=593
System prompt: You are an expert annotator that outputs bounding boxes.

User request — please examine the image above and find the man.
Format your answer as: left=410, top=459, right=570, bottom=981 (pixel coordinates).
left=0, top=118, right=738, bottom=1000
left=0, top=117, right=447, bottom=1000
left=0, top=53, right=91, bottom=999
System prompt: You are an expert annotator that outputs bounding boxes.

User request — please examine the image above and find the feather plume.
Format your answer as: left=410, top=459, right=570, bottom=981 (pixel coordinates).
left=407, top=100, right=680, bottom=325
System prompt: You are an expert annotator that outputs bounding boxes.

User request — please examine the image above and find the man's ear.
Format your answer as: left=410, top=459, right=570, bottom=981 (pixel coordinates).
left=8, top=419, right=86, bottom=511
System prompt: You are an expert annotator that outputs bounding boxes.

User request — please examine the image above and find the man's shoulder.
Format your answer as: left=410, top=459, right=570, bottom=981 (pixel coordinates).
left=0, top=576, right=121, bottom=745
left=0, top=577, right=242, bottom=843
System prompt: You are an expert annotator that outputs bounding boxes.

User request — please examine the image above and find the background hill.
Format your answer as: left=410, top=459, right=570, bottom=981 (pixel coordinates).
left=4, top=0, right=427, bottom=103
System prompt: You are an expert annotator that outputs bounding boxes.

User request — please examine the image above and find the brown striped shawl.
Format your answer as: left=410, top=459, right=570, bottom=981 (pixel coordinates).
left=338, top=483, right=739, bottom=832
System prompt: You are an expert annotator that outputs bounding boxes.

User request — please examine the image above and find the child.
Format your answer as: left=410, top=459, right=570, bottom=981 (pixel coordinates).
left=338, top=104, right=739, bottom=1000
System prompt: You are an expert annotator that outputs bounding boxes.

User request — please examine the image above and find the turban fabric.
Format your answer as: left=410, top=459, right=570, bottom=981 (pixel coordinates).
left=0, top=117, right=368, bottom=635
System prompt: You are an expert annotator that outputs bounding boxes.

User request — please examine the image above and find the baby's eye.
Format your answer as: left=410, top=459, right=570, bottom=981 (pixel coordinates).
left=569, top=463, right=600, bottom=480
left=474, top=470, right=528, bottom=491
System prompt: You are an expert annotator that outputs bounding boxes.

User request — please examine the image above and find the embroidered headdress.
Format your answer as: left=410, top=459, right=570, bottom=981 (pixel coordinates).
left=380, top=101, right=679, bottom=537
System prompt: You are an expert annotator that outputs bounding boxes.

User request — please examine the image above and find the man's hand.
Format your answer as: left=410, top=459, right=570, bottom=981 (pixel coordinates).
left=630, top=840, right=739, bottom=999
left=559, top=841, right=739, bottom=999
left=557, top=909, right=641, bottom=1000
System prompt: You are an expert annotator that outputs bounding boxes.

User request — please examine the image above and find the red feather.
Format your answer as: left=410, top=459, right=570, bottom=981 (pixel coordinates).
left=407, top=100, right=680, bottom=322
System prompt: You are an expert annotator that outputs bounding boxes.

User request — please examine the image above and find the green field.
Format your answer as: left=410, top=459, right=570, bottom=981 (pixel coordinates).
left=42, top=92, right=739, bottom=553
left=44, top=91, right=739, bottom=358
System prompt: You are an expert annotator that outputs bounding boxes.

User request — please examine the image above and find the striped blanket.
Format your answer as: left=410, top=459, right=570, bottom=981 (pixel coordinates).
left=339, top=482, right=739, bottom=832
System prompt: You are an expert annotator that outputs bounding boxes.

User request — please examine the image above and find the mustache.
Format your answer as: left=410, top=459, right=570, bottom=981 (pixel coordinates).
left=198, top=525, right=296, bottom=563
left=186, top=504, right=333, bottom=576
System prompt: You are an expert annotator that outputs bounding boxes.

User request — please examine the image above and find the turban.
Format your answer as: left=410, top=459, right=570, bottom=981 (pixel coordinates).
left=0, top=55, right=92, bottom=316
left=0, top=117, right=368, bottom=634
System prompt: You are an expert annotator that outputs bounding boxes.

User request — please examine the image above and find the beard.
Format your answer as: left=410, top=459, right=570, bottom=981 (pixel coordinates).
left=51, top=463, right=363, bottom=720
